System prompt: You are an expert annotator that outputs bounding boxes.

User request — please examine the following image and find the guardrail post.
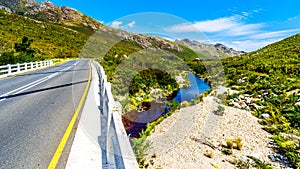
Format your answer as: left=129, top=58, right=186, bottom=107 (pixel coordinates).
left=40, top=61, right=43, bottom=67
left=17, top=63, right=20, bottom=73
left=30, top=62, right=33, bottom=70
left=7, top=64, right=11, bottom=75
left=24, top=62, right=28, bottom=71
left=36, top=61, right=38, bottom=69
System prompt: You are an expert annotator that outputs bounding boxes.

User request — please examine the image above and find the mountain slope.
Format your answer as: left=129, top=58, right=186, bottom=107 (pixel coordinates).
left=0, top=9, right=88, bottom=59
left=221, top=33, right=300, bottom=168
left=24, top=2, right=103, bottom=34
left=0, top=0, right=103, bottom=35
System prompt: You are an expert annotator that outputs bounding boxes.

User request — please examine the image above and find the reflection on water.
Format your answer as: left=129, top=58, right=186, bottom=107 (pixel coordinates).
left=122, top=73, right=211, bottom=138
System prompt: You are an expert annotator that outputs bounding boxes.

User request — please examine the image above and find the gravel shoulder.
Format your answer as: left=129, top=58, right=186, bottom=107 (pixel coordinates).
left=146, top=95, right=282, bottom=169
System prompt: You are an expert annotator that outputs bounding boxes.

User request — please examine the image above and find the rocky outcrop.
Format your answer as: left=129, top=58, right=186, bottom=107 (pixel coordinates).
left=179, top=39, right=246, bottom=58
left=0, top=5, right=13, bottom=13
left=214, top=43, right=246, bottom=56
left=24, top=2, right=103, bottom=30
left=228, top=94, right=264, bottom=110
left=115, top=30, right=182, bottom=50
left=0, top=0, right=103, bottom=31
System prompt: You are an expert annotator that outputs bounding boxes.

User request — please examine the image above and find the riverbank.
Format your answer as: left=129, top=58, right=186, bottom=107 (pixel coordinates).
left=145, top=94, right=287, bottom=169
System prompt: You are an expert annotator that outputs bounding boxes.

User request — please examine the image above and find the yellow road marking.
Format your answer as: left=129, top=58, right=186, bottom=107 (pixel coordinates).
left=48, top=61, right=92, bottom=169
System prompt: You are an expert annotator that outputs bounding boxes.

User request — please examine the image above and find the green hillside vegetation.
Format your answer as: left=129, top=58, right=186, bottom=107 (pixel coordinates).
left=0, top=9, right=88, bottom=62
left=221, top=33, right=300, bottom=167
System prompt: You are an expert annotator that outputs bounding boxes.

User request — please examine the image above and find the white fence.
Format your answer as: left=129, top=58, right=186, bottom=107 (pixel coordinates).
left=93, top=61, right=138, bottom=169
left=0, top=60, right=53, bottom=79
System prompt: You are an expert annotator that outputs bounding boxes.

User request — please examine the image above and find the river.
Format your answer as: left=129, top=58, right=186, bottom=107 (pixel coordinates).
left=122, top=73, right=211, bottom=137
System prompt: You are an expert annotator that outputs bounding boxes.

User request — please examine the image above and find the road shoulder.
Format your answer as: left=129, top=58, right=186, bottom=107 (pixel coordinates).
left=65, top=63, right=102, bottom=169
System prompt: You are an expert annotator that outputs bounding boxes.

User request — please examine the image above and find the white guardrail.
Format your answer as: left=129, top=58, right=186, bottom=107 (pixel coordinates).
left=93, top=61, right=139, bottom=169
left=0, top=60, right=53, bottom=79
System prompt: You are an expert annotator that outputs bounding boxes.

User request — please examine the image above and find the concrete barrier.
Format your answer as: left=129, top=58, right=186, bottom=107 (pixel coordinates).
left=93, top=61, right=138, bottom=169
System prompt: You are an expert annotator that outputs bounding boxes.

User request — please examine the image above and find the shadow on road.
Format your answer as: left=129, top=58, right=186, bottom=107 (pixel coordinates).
left=18, top=68, right=90, bottom=77
left=0, top=80, right=89, bottom=100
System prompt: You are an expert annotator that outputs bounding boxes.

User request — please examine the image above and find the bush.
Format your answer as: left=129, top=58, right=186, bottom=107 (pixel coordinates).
left=225, top=138, right=234, bottom=149
left=131, top=138, right=152, bottom=164
left=205, top=149, right=214, bottom=158
left=182, top=101, right=190, bottom=107
left=235, top=137, right=243, bottom=150
left=222, top=148, right=232, bottom=155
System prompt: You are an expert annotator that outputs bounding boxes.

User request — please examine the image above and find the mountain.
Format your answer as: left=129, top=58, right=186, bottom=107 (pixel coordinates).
left=178, top=39, right=246, bottom=58
left=0, top=5, right=200, bottom=65
left=0, top=9, right=89, bottom=59
left=24, top=2, right=103, bottom=33
left=0, top=0, right=103, bottom=34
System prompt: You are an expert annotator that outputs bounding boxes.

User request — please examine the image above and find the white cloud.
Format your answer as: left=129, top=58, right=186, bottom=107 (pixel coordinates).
left=165, top=15, right=263, bottom=37
left=229, top=39, right=280, bottom=51
left=249, top=29, right=300, bottom=40
left=126, top=21, right=136, bottom=28
left=111, top=21, right=122, bottom=28
left=225, top=23, right=264, bottom=36
left=242, top=12, right=249, bottom=16
left=252, top=9, right=263, bottom=13
left=164, top=13, right=300, bottom=51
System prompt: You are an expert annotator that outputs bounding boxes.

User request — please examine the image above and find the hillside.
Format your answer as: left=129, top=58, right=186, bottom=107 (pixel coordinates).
left=0, top=0, right=103, bottom=34
left=0, top=9, right=88, bottom=59
left=221, top=33, right=300, bottom=167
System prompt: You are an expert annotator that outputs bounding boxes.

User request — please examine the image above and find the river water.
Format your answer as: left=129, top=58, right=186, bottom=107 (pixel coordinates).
left=122, top=73, right=211, bottom=137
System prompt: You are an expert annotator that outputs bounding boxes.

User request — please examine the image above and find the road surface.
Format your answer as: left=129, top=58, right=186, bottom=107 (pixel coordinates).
left=0, top=59, right=90, bottom=169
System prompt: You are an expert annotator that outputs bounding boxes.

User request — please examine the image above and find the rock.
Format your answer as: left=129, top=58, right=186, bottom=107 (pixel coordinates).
left=234, top=98, right=239, bottom=102
left=263, top=92, right=269, bottom=96
left=250, top=152, right=263, bottom=160
left=261, top=113, right=270, bottom=119
left=268, top=154, right=284, bottom=162
left=279, top=132, right=300, bottom=142
left=239, top=95, right=245, bottom=99
left=249, top=103, right=261, bottom=110
left=239, top=101, right=248, bottom=109
left=233, top=102, right=242, bottom=109
left=0, top=5, right=13, bottom=13
left=246, top=98, right=252, bottom=104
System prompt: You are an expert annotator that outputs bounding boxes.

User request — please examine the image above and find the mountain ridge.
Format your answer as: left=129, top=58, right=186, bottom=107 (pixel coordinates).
left=178, top=38, right=246, bottom=58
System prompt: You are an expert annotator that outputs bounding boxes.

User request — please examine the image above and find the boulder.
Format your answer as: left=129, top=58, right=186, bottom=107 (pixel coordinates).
left=250, top=152, right=263, bottom=160
left=233, top=102, right=242, bottom=109
left=261, top=113, right=270, bottom=119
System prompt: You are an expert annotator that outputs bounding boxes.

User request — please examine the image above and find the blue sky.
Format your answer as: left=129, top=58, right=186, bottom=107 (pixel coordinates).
left=41, top=0, right=300, bottom=51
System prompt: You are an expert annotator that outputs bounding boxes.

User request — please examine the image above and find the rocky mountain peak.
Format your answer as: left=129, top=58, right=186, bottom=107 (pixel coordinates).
left=179, top=39, right=246, bottom=57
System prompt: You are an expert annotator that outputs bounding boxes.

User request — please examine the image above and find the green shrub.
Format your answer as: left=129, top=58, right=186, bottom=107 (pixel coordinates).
left=225, top=138, right=234, bottom=149
left=182, top=101, right=190, bottom=107
left=205, top=149, right=214, bottom=158
left=235, top=137, right=243, bottom=150
left=131, top=138, right=152, bottom=164
left=222, top=148, right=232, bottom=155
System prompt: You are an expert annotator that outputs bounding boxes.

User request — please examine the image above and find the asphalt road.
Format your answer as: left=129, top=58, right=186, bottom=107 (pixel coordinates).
left=0, top=59, right=90, bottom=169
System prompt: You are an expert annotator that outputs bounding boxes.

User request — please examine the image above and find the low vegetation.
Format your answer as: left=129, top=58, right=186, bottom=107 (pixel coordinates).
left=0, top=9, right=88, bottom=63
left=220, top=33, right=300, bottom=168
